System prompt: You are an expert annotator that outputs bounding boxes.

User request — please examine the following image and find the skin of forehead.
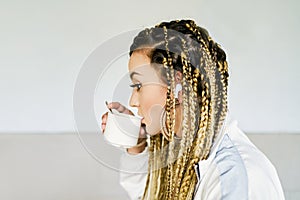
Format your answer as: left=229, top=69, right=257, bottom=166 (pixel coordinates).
left=128, top=51, right=165, bottom=86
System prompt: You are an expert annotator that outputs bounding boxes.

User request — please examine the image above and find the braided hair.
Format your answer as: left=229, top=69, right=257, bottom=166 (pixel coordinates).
left=129, top=19, right=229, bottom=200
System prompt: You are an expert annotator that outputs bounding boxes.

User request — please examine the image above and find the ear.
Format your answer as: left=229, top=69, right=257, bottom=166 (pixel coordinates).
left=174, top=70, right=183, bottom=104
left=177, top=89, right=183, bottom=104
left=175, top=70, right=183, bottom=84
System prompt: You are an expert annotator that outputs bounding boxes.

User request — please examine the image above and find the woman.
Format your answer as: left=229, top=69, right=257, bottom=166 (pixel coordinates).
left=101, top=19, right=285, bottom=200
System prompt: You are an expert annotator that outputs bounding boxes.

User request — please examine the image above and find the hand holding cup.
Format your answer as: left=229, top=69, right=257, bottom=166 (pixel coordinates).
left=101, top=101, right=147, bottom=154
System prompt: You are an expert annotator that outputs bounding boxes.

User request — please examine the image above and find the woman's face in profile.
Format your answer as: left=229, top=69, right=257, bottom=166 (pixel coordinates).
left=128, top=51, right=168, bottom=135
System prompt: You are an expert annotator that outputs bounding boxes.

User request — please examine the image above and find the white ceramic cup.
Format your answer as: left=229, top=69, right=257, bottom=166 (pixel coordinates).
left=103, top=112, right=142, bottom=148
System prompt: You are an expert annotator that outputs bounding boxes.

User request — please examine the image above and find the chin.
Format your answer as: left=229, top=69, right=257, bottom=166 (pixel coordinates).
left=144, top=125, right=162, bottom=136
left=142, top=117, right=162, bottom=136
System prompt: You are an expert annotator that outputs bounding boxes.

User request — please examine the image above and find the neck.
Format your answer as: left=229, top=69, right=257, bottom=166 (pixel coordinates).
left=174, top=104, right=183, bottom=138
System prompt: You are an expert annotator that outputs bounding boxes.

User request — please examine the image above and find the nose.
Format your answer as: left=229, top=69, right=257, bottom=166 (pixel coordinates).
left=129, top=90, right=139, bottom=108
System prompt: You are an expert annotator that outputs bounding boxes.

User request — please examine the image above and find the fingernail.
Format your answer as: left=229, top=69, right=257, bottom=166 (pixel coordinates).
left=105, top=101, right=113, bottom=113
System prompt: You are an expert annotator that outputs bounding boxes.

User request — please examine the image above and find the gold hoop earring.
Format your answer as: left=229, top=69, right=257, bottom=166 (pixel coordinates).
left=160, top=106, right=170, bottom=141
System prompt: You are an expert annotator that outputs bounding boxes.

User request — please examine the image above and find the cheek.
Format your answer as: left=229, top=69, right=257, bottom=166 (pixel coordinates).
left=141, top=87, right=167, bottom=122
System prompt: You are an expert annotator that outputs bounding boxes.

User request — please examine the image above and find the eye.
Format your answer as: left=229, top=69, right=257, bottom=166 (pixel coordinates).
left=129, top=83, right=142, bottom=91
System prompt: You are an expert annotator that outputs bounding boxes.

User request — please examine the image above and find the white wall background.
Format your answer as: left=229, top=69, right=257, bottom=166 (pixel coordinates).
left=0, top=0, right=299, bottom=133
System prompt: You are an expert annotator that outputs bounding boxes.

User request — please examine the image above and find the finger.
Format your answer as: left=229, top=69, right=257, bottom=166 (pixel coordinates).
left=101, top=112, right=108, bottom=133
left=139, top=124, right=147, bottom=138
left=101, top=112, right=108, bottom=122
left=107, top=102, right=134, bottom=115
left=101, top=123, right=106, bottom=133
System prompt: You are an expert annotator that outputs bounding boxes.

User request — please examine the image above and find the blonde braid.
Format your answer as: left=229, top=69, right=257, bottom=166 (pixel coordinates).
left=142, top=134, right=155, bottom=200
left=150, top=135, right=157, bottom=198
left=172, top=52, right=190, bottom=199
left=185, top=22, right=216, bottom=160
left=162, top=26, right=179, bottom=199
left=172, top=38, right=198, bottom=198
left=192, top=23, right=228, bottom=146
left=163, top=26, right=176, bottom=142
left=182, top=38, right=199, bottom=153
left=179, top=83, right=210, bottom=199
left=174, top=21, right=208, bottom=199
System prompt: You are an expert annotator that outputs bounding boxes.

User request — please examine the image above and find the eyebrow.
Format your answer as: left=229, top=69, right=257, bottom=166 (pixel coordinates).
left=130, top=71, right=142, bottom=80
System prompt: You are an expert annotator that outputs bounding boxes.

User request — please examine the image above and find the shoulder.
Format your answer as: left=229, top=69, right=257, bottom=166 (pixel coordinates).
left=212, top=133, right=249, bottom=199
left=196, top=119, right=285, bottom=199
left=211, top=120, right=285, bottom=199
left=225, top=122, right=285, bottom=199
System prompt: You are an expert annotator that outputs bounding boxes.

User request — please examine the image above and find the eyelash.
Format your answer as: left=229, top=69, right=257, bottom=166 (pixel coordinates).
left=130, top=83, right=142, bottom=91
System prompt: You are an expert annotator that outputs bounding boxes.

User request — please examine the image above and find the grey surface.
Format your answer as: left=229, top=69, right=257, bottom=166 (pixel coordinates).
left=0, top=133, right=299, bottom=200
left=0, top=133, right=128, bottom=200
